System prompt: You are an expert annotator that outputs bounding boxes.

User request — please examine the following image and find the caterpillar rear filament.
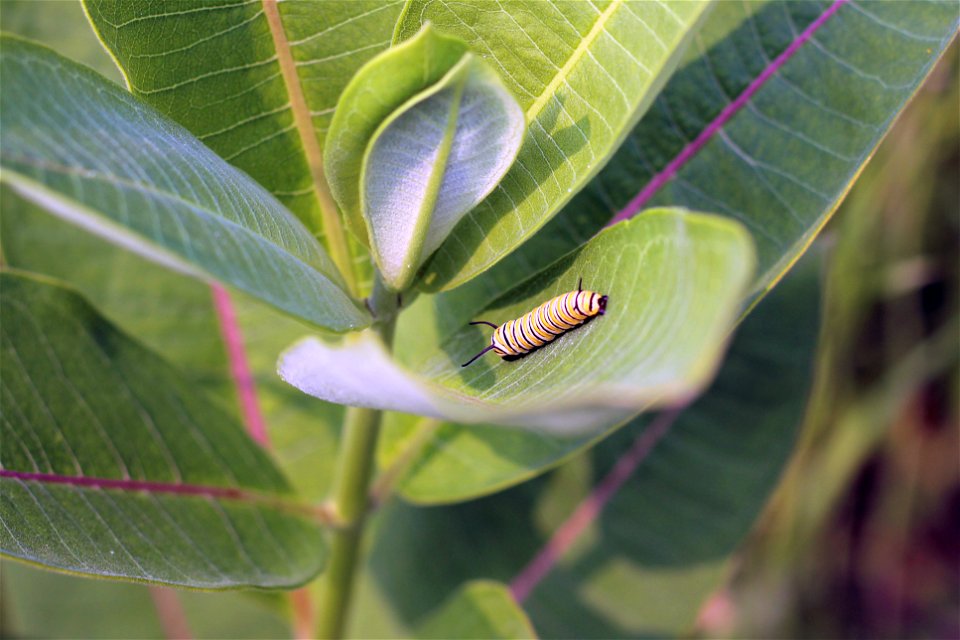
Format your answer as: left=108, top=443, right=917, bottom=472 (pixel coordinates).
left=462, top=278, right=608, bottom=367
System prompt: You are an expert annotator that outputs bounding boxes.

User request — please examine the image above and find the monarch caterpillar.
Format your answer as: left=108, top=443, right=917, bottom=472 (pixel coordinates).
left=462, top=278, right=608, bottom=367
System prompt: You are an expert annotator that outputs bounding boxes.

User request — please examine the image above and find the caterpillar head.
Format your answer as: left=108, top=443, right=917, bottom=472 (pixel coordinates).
left=597, top=295, right=608, bottom=315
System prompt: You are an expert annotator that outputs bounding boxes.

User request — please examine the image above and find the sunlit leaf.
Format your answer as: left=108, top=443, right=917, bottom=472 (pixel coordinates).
left=84, top=0, right=402, bottom=247
left=280, top=209, right=754, bottom=434
left=382, top=0, right=960, bottom=500
left=325, top=23, right=469, bottom=242
left=369, top=253, right=821, bottom=638
left=395, top=0, right=715, bottom=291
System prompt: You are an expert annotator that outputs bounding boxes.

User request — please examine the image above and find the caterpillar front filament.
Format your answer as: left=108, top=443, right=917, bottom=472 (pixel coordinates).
left=462, top=279, right=608, bottom=367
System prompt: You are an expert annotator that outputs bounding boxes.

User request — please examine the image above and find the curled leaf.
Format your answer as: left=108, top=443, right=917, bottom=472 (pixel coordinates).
left=280, top=209, right=755, bottom=435
left=325, top=23, right=524, bottom=290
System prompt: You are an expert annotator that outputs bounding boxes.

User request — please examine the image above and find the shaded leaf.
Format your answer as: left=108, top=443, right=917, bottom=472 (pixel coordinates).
left=0, top=272, right=326, bottom=588
left=0, top=190, right=345, bottom=504
left=395, top=0, right=715, bottom=291
left=281, top=209, right=754, bottom=434
left=0, top=36, right=369, bottom=332
left=523, top=253, right=823, bottom=637
left=0, top=190, right=230, bottom=390
left=416, top=581, right=537, bottom=640
left=382, top=0, right=960, bottom=501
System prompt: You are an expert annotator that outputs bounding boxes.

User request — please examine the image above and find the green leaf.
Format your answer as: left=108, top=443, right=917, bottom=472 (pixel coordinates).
left=281, top=209, right=754, bottom=433
left=368, top=253, right=821, bottom=637
left=379, top=245, right=817, bottom=504
left=394, top=0, right=715, bottom=291
left=325, top=24, right=469, bottom=242
left=448, top=0, right=960, bottom=312
left=0, top=190, right=345, bottom=504
left=415, top=581, right=537, bottom=640
left=359, top=45, right=525, bottom=291
left=0, top=272, right=327, bottom=589
left=380, top=0, right=960, bottom=501
left=523, top=254, right=822, bottom=637
left=0, top=36, right=369, bottom=332
left=83, top=0, right=403, bottom=244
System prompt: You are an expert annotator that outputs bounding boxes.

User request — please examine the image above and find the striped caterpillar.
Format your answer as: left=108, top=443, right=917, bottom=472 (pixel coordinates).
left=462, top=279, right=608, bottom=367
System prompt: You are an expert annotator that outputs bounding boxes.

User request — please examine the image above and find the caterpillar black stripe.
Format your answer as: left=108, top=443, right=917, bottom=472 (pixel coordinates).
left=462, top=278, right=608, bottom=367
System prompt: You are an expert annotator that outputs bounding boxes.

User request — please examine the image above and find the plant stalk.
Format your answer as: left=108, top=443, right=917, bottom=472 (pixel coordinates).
left=316, top=311, right=396, bottom=639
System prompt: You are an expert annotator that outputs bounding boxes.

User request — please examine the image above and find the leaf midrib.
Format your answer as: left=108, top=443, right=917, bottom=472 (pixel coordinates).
left=523, top=0, right=623, bottom=121
left=0, top=469, right=329, bottom=523
left=262, top=0, right=358, bottom=294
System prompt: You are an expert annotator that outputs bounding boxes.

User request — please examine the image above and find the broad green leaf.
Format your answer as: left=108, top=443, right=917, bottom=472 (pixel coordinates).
left=385, top=247, right=819, bottom=504
left=369, top=253, right=821, bottom=637
left=0, top=192, right=345, bottom=504
left=522, top=255, right=822, bottom=637
left=381, top=0, right=960, bottom=501
left=394, top=0, right=715, bottom=291
left=0, top=272, right=327, bottom=589
left=281, top=209, right=754, bottom=434
left=415, top=581, right=537, bottom=640
left=360, top=48, right=525, bottom=291
left=325, top=24, right=469, bottom=241
left=443, top=0, right=960, bottom=315
left=0, top=36, right=369, bottom=332
left=84, top=0, right=403, bottom=271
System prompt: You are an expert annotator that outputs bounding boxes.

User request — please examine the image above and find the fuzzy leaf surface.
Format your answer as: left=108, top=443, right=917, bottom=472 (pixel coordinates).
left=0, top=273, right=327, bottom=588
left=360, top=49, right=524, bottom=290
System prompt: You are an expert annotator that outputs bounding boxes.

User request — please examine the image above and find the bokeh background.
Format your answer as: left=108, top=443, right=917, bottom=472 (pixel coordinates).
left=1, top=2, right=956, bottom=638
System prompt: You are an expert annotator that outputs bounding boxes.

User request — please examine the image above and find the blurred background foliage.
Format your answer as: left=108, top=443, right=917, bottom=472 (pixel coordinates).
left=1, top=2, right=957, bottom=638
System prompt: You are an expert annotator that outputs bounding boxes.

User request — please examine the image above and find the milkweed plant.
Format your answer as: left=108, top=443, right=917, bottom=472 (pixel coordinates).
left=1, top=1, right=956, bottom=638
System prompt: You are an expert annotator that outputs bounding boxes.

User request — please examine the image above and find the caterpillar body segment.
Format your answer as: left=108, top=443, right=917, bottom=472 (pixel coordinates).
left=462, top=280, right=608, bottom=367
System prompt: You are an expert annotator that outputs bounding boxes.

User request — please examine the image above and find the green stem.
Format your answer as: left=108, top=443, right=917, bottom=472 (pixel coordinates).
left=315, top=405, right=383, bottom=639
left=316, top=309, right=396, bottom=639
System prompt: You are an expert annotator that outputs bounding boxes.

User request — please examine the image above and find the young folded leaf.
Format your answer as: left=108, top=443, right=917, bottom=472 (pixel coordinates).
left=325, top=23, right=524, bottom=290
left=325, top=24, right=468, bottom=241
left=362, top=53, right=525, bottom=290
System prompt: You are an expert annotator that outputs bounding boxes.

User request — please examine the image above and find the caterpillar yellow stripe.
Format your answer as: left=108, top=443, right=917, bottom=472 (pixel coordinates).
left=462, top=279, right=608, bottom=367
